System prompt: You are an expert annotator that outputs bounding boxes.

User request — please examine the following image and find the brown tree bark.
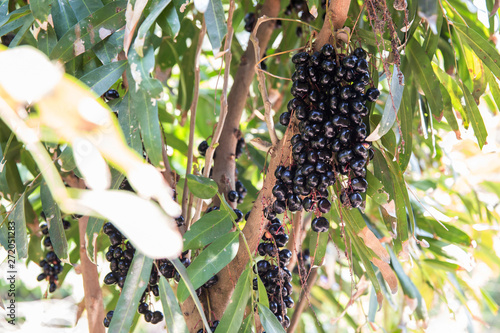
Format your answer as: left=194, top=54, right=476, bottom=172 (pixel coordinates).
left=211, top=0, right=281, bottom=205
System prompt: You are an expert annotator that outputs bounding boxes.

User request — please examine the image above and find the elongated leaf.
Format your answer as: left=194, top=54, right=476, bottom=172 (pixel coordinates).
left=454, top=22, right=500, bottom=79
left=93, top=30, right=125, bottom=65
left=159, top=276, right=189, bottom=333
left=157, top=0, right=181, bottom=37
left=8, top=14, right=35, bottom=48
left=128, top=36, right=163, bottom=98
left=308, top=229, right=329, bottom=266
left=366, top=66, right=405, bottom=141
left=257, top=275, right=269, bottom=308
left=258, top=303, right=286, bottom=333
left=215, top=266, right=252, bottom=333
left=439, top=84, right=460, bottom=133
left=178, top=231, right=239, bottom=302
left=108, top=252, right=153, bottom=332
left=37, top=25, right=58, bottom=56
left=80, top=60, right=127, bottom=96
left=389, top=247, right=418, bottom=306
left=238, top=315, right=253, bottom=333
left=486, top=68, right=500, bottom=113
left=50, top=1, right=127, bottom=63
left=204, top=0, right=226, bottom=55
left=68, top=0, right=103, bottom=20
left=51, top=0, right=78, bottom=38
left=183, top=210, right=233, bottom=250
left=460, top=82, right=488, bottom=148
left=407, top=38, right=443, bottom=116
left=116, top=92, right=142, bottom=153
left=30, top=0, right=52, bottom=23
left=187, top=174, right=218, bottom=199
left=170, top=258, right=212, bottom=332
left=134, top=0, right=172, bottom=56
left=423, top=259, right=460, bottom=271
left=41, top=182, right=69, bottom=262
left=10, top=194, right=28, bottom=259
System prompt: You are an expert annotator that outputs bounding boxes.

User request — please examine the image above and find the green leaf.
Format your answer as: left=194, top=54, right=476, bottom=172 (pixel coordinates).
left=37, top=24, right=58, bottom=56
left=433, top=64, right=469, bottom=127
left=50, top=1, right=127, bottom=63
left=407, top=38, right=443, bottom=117
left=422, top=259, right=460, bottom=272
left=30, top=0, right=52, bottom=23
left=257, top=303, right=286, bottom=333
left=68, top=0, right=103, bottom=20
left=51, top=0, right=78, bottom=38
left=257, top=275, right=269, bottom=308
left=177, top=231, right=239, bottom=302
left=454, top=22, right=500, bottom=79
left=366, top=66, right=405, bottom=141
left=204, top=0, right=227, bottom=55
left=41, top=182, right=69, bottom=262
left=93, top=30, right=124, bottom=65
left=125, top=70, right=163, bottom=167
left=182, top=210, right=233, bottom=250
left=128, top=35, right=163, bottom=99
left=215, top=266, right=252, bottom=333
left=8, top=13, right=35, bottom=48
left=108, top=252, right=153, bottom=333
left=116, top=92, right=143, bottom=153
left=58, top=145, right=77, bottom=172
left=10, top=194, right=28, bottom=259
left=159, top=276, right=189, bottom=333
left=365, top=170, right=389, bottom=206
left=186, top=174, right=218, bottom=199
left=79, top=60, right=127, bottom=97
left=486, top=68, right=500, bottom=113
left=134, top=0, right=172, bottom=57
left=238, top=315, right=253, bottom=333
left=170, top=258, right=212, bottom=332
left=157, top=0, right=180, bottom=37
left=308, top=228, right=329, bottom=267
left=460, top=82, right=488, bottom=148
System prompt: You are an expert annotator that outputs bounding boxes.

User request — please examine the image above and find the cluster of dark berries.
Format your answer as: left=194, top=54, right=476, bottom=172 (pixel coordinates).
left=36, top=217, right=71, bottom=293
left=279, top=45, right=376, bottom=212
left=283, top=0, right=327, bottom=36
left=253, top=215, right=294, bottom=329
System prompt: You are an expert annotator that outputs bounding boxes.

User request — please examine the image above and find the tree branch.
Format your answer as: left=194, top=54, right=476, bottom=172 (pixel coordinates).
left=314, top=0, right=352, bottom=50
left=211, top=0, right=281, bottom=207
left=287, top=267, right=319, bottom=332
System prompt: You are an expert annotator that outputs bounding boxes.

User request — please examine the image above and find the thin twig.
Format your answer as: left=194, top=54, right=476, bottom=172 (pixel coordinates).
left=287, top=267, right=319, bottom=333
left=250, top=16, right=279, bottom=146
left=191, top=0, right=236, bottom=223
left=182, top=20, right=206, bottom=224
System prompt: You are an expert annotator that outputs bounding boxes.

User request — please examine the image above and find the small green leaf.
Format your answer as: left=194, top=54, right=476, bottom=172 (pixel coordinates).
left=50, top=1, right=127, bottom=63
left=186, top=174, right=218, bottom=199
left=454, top=22, right=500, bottom=79
left=93, top=30, right=125, bottom=65
left=257, top=303, right=286, bottom=333
left=37, top=24, right=57, bottom=56
left=170, top=258, right=212, bottom=332
left=308, top=228, right=329, bottom=267
left=108, top=252, right=153, bottom=332
left=215, top=266, right=252, bottom=333
left=407, top=38, right=443, bottom=117
left=237, top=315, right=253, bottom=333
left=257, top=275, right=269, bottom=308
left=204, top=0, right=227, bottom=55
left=183, top=210, right=233, bottom=250
left=159, top=276, right=189, bottom=333
left=79, top=60, right=127, bottom=97
left=41, top=182, right=69, bottom=262
left=177, top=231, right=239, bottom=302
left=422, top=259, right=460, bottom=271
left=460, top=82, right=488, bottom=148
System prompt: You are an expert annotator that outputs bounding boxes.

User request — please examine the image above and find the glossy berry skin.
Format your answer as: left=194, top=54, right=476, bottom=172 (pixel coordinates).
left=353, top=47, right=367, bottom=59
left=365, top=87, right=380, bottom=102
left=104, top=89, right=120, bottom=100
left=351, top=177, right=368, bottom=192
left=317, top=198, right=332, bottom=213
left=275, top=234, right=289, bottom=247
left=292, top=52, right=309, bottom=64
left=198, top=140, right=209, bottom=156
left=349, top=192, right=363, bottom=208
left=280, top=111, right=291, bottom=126
left=151, top=311, right=163, bottom=324
left=227, top=190, right=239, bottom=202
left=311, top=217, right=329, bottom=232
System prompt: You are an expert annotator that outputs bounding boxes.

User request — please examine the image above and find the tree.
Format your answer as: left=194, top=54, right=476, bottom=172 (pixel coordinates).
left=0, top=0, right=499, bottom=332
